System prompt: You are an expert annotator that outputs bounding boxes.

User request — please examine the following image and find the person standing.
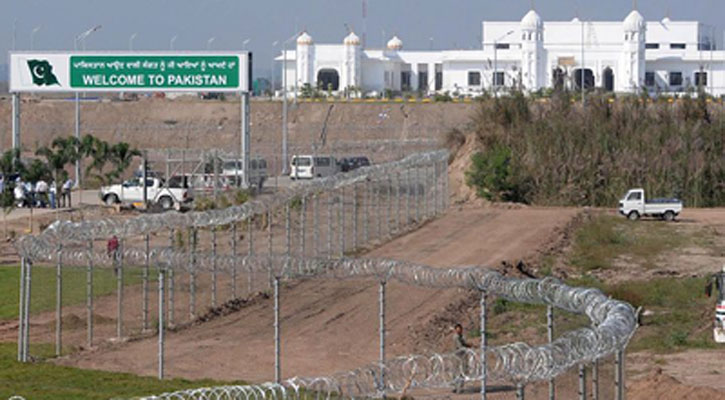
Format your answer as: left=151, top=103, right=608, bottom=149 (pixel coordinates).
left=452, top=323, right=472, bottom=394
left=35, top=179, right=48, bottom=208
left=107, top=235, right=120, bottom=276
left=62, top=178, right=73, bottom=208
left=49, top=180, right=57, bottom=209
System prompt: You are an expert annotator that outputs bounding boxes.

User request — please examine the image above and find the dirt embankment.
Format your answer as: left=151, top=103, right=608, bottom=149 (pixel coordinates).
left=0, top=99, right=473, bottom=152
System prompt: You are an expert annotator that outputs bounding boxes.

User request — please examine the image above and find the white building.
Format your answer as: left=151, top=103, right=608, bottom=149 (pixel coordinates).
left=277, top=8, right=725, bottom=97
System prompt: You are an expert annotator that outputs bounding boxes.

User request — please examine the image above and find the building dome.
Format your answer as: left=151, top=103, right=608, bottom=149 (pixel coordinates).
left=521, top=10, right=542, bottom=30
left=386, top=35, right=403, bottom=50
left=661, top=16, right=671, bottom=24
left=623, top=10, right=645, bottom=31
left=344, top=31, right=361, bottom=46
left=297, top=31, right=313, bottom=45
left=571, top=17, right=580, bottom=23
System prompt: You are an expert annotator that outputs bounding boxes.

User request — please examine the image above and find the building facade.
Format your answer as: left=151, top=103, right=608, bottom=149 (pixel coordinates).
left=277, top=9, right=725, bottom=97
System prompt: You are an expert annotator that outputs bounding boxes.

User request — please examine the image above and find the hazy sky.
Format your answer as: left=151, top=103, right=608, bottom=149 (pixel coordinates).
left=4, top=0, right=725, bottom=77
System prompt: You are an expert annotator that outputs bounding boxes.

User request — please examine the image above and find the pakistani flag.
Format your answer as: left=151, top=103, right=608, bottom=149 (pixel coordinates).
left=27, top=59, right=60, bottom=86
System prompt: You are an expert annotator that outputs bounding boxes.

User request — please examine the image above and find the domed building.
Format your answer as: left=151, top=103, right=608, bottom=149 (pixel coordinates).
left=276, top=8, right=724, bottom=97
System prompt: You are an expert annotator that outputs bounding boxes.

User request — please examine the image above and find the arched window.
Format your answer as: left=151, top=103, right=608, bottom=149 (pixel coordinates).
left=317, top=69, right=340, bottom=91
left=602, top=67, right=614, bottom=91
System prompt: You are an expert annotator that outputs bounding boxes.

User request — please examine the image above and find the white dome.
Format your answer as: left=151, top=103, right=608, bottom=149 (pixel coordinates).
left=521, top=10, right=542, bottom=30
left=623, top=10, right=645, bottom=32
left=386, top=35, right=403, bottom=50
left=661, top=16, right=671, bottom=24
left=571, top=17, right=580, bottom=23
left=297, top=31, right=313, bottom=45
left=344, top=32, right=360, bottom=46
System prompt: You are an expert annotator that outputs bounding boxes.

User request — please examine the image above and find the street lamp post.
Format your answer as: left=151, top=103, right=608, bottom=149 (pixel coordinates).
left=31, top=26, right=42, bottom=50
left=170, top=35, right=178, bottom=51
left=281, top=33, right=298, bottom=175
left=207, top=37, right=216, bottom=51
left=73, top=25, right=102, bottom=189
left=129, top=33, right=137, bottom=51
left=493, top=30, right=515, bottom=97
left=271, top=40, right=280, bottom=98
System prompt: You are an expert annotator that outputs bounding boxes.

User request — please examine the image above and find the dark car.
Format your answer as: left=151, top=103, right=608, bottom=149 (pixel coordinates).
left=339, top=156, right=371, bottom=172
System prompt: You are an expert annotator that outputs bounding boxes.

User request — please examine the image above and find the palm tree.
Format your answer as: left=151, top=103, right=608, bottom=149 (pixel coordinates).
left=109, top=142, right=142, bottom=181
left=84, top=136, right=113, bottom=186
left=36, top=144, right=68, bottom=207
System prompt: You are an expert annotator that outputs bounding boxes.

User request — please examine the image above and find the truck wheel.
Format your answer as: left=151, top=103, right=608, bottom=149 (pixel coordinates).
left=159, top=196, right=174, bottom=210
left=104, top=194, right=120, bottom=206
left=627, top=211, right=640, bottom=221
left=663, top=211, right=675, bottom=222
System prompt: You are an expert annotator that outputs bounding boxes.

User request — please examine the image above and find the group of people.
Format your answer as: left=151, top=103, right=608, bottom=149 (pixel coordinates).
left=0, top=176, right=74, bottom=209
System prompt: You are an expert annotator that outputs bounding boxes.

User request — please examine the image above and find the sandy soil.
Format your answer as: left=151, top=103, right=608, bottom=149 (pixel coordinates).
left=50, top=205, right=578, bottom=383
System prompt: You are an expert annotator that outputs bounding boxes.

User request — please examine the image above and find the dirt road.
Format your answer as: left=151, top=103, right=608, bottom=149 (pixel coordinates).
left=55, top=206, right=578, bottom=382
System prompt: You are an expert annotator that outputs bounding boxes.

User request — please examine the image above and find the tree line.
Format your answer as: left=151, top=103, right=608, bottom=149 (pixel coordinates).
left=1, top=135, right=141, bottom=206
left=465, top=91, right=725, bottom=207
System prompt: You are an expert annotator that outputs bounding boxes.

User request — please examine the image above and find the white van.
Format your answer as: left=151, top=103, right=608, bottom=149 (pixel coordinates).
left=222, top=158, right=268, bottom=189
left=290, top=155, right=339, bottom=179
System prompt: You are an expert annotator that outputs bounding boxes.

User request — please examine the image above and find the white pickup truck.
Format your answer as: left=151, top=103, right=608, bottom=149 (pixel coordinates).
left=618, top=188, right=683, bottom=221
left=100, top=177, right=191, bottom=210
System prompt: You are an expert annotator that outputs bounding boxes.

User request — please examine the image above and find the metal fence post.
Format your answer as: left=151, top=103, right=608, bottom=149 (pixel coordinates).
left=415, top=166, right=421, bottom=223
left=232, top=224, right=238, bottom=298
left=211, top=229, right=218, bottom=308
left=17, top=258, right=25, bottom=361
left=116, top=239, right=124, bottom=339
left=23, top=259, right=32, bottom=362
left=396, top=172, right=401, bottom=232
left=299, top=196, right=306, bottom=258
left=548, top=305, right=555, bottom=400
left=615, top=350, right=625, bottom=400
left=379, top=281, right=386, bottom=395
left=143, top=234, right=150, bottom=331
left=87, top=241, right=94, bottom=348
left=339, top=188, right=345, bottom=257
left=352, top=185, right=358, bottom=250
left=274, top=276, right=281, bottom=383
left=516, top=384, right=525, bottom=400
left=313, top=194, right=320, bottom=257
left=190, top=228, right=197, bottom=320
left=405, top=169, right=411, bottom=225
left=579, top=364, right=587, bottom=400
left=592, top=359, right=599, bottom=400
left=267, top=210, right=274, bottom=288
left=386, top=176, right=392, bottom=237
left=285, top=204, right=291, bottom=259
left=248, top=216, right=254, bottom=294
left=158, top=267, right=166, bottom=380
left=55, top=245, right=63, bottom=357
left=480, top=291, right=487, bottom=400
left=364, top=182, right=370, bottom=246
left=168, top=231, right=175, bottom=327
left=327, top=193, right=333, bottom=258
left=375, top=180, right=382, bottom=240
left=434, top=160, right=440, bottom=215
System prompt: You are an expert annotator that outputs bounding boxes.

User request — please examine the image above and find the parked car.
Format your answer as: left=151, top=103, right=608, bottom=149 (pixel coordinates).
left=290, top=155, right=339, bottom=179
left=222, top=158, right=268, bottom=189
left=618, top=188, right=683, bottom=221
left=100, top=177, right=192, bottom=210
left=339, top=156, right=371, bottom=172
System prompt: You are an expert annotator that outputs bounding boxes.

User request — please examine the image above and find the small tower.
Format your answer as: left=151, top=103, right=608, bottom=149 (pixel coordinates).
left=620, top=10, right=646, bottom=91
left=296, top=31, right=314, bottom=88
left=520, top=9, right=544, bottom=91
left=342, top=31, right=362, bottom=91
left=386, top=35, right=403, bottom=51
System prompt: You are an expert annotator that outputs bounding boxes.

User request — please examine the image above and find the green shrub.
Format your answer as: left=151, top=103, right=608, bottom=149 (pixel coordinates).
left=465, top=144, right=529, bottom=202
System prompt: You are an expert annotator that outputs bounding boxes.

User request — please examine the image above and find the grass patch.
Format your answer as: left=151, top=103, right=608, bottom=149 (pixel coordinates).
left=0, top=265, right=144, bottom=321
left=0, top=342, right=237, bottom=400
left=569, top=215, right=691, bottom=271
left=568, top=275, right=716, bottom=353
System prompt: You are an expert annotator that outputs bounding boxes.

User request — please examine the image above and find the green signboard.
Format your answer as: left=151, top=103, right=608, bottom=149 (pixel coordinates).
left=69, top=55, right=242, bottom=90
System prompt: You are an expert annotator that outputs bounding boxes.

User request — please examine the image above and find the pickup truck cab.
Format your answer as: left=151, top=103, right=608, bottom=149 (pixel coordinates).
left=618, top=188, right=683, bottom=221
left=100, top=177, right=191, bottom=210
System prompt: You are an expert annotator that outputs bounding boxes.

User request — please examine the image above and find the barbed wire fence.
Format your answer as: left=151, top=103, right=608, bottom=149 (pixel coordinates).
left=14, top=150, right=636, bottom=400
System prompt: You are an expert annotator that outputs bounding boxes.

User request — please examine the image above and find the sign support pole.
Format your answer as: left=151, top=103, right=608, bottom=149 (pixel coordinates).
left=12, top=93, right=20, bottom=150
left=241, top=91, right=251, bottom=189
left=75, top=93, right=81, bottom=187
